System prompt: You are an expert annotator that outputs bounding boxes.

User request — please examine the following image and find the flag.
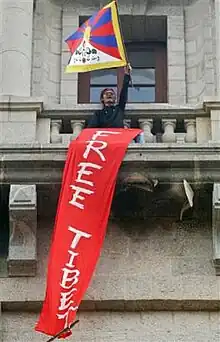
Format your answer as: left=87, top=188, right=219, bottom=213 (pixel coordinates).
left=35, top=128, right=141, bottom=339
left=65, top=0, right=127, bottom=73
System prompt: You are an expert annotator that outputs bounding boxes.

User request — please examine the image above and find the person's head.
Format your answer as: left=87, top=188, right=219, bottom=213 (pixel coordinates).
left=100, top=88, right=116, bottom=106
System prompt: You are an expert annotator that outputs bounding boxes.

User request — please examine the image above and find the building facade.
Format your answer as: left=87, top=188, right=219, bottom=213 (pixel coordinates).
left=0, top=0, right=220, bottom=340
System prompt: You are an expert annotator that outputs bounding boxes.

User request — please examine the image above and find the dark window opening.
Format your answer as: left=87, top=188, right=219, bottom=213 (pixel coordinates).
left=0, top=186, right=9, bottom=258
left=78, top=42, right=167, bottom=104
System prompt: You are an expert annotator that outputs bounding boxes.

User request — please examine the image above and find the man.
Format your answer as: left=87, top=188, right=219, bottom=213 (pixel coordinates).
left=87, top=64, right=131, bottom=128
left=87, top=64, right=153, bottom=191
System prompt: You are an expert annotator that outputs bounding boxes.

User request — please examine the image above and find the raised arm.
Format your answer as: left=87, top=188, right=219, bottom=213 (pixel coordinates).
left=118, top=65, right=131, bottom=111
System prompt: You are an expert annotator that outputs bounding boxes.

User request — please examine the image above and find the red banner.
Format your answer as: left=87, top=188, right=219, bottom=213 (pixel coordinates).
left=35, top=128, right=141, bottom=338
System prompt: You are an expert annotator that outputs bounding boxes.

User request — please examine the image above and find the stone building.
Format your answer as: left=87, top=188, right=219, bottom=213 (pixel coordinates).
left=0, top=0, right=220, bottom=340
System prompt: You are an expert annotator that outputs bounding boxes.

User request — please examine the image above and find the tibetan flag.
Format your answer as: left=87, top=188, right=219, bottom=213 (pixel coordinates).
left=65, top=0, right=127, bottom=73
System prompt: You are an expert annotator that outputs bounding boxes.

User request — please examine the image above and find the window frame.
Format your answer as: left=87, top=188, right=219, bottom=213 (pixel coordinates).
left=78, top=42, right=167, bottom=103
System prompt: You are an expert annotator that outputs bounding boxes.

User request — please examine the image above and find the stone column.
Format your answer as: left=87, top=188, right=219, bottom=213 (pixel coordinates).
left=8, top=184, right=37, bottom=277
left=215, top=0, right=220, bottom=97
left=184, top=119, right=197, bottom=143
left=50, top=120, right=62, bottom=143
left=138, top=119, right=154, bottom=143
left=71, top=120, right=85, bottom=140
left=162, top=119, right=177, bottom=143
left=0, top=0, right=34, bottom=96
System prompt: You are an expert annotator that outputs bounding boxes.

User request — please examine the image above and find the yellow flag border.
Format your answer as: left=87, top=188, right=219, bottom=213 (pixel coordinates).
left=65, top=0, right=127, bottom=73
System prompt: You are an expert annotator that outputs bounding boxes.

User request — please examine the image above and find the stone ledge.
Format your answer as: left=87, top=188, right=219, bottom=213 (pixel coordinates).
left=1, top=142, right=220, bottom=157
left=43, top=103, right=206, bottom=120
left=44, top=102, right=203, bottom=111
left=204, top=98, right=220, bottom=112
left=1, top=143, right=220, bottom=183
left=7, top=260, right=37, bottom=278
left=0, top=272, right=218, bottom=303
left=2, top=299, right=220, bottom=313
left=0, top=95, right=43, bottom=113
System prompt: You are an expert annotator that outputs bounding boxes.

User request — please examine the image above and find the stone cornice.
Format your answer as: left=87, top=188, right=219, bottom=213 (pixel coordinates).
left=1, top=142, right=220, bottom=157
left=0, top=95, right=43, bottom=113
left=1, top=143, right=220, bottom=183
left=203, top=98, right=220, bottom=112
left=0, top=97, right=210, bottom=119
left=43, top=103, right=206, bottom=119
left=1, top=299, right=220, bottom=312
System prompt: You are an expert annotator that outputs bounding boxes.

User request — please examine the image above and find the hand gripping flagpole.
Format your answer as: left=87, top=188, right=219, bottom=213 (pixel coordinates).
left=114, top=0, right=133, bottom=86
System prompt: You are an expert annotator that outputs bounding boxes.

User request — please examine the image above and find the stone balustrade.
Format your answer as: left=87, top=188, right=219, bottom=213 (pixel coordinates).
left=41, top=103, right=210, bottom=145
left=0, top=96, right=218, bottom=145
left=138, top=119, right=154, bottom=143
left=48, top=116, right=198, bottom=144
left=50, top=119, right=62, bottom=143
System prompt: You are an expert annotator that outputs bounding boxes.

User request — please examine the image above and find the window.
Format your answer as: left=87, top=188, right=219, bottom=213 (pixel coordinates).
left=90, top=69, right=117, bottom=103
left=78, top=42, right=167, bottom=103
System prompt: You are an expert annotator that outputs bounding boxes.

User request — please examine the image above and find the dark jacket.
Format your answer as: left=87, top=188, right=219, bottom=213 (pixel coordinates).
left=87, top=74, right=130, bottom=128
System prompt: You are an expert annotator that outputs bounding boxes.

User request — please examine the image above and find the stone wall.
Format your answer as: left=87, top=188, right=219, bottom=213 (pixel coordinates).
left=0, top=216, right=218, bottom=303
left=60, top=7, right=79, bottom=106
left=0, top=215, right=219, bottom=341
left=32, top=0, right=62, bottom=104
left=1, top=311, right=220, bottom=341
left=0, top=0, right=33, bottom=96
left=167, top=13, right=186, bottom=104
left=30, top=0, right=217, bottom=106
left=185, top=0, right=215, bottom=103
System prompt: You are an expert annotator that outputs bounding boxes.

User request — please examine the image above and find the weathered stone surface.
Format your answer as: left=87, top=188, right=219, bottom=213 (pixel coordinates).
left=196, top=117, right=211, bottom=143
left=0, top=97, right=43, bottom=144
left=7, top=185, right=37, bottom=277
left=215, top=0, right=220, bottom=98
left=210, top=109, right=220, bottom=142
left=0, top=0, right=34, bottom=96
left=1, top=311, right=220, bottom=342
left=32, top=0, right=62, bottom=104
left=0, top=215, right=218, bottom=303
left=185, top=0, right=215, bottom=103
left=2, top=143, right=220, bottom=184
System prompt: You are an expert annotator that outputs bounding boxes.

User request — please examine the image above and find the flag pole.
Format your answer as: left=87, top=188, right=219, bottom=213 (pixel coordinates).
left=46, top=320, right=79, bottom=342
left=114, top=0, right=133, bottom=85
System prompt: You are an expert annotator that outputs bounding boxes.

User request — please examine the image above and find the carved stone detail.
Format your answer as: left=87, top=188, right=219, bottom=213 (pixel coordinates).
left=7, top=184, right=37, bottom=277
left=212, top=183, right=220, bottom=275
left=138, top=119, right=154, bottom=143
left=184, top=119, right=197, bottom=143
left=50, top=119, right=62, bottom=143
left=162, top=119, right=177, bottom=143
left=71, top=120, right=85, bottom=140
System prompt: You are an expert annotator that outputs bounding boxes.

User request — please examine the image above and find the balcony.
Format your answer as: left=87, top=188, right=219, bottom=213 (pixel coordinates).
left=0, top=97, right=219, bottom=184
left=0, top=96, right=220, bottom=281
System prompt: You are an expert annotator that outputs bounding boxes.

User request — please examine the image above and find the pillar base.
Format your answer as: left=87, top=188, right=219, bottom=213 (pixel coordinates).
left=7, top=184, right=37, bottom=277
